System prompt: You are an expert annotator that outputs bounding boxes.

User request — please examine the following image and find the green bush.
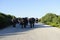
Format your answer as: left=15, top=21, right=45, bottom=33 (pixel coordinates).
left=39, top=13, right=60, bottom=28
left=50, top=23, right=58, bottom=27
left=0, top=12, right=15, bottom=29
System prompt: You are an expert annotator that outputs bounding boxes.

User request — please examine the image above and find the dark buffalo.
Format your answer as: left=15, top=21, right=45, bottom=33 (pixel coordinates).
left=35, top=18, right=38, bottom=23
left=11, top=18, right=17, bottom=27
left=29, top=18, right=35, bottom=28
left=18, top=17, right=28, bottom=28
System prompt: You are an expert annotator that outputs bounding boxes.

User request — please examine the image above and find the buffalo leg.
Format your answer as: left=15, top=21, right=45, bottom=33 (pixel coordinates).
left=13, top=24, right=16, bottom=28
left=30, top=24, right=32, bottom=28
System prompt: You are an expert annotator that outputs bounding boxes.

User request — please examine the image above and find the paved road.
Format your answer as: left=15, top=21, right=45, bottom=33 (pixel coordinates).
left=0, top=23, right=60, bottom=40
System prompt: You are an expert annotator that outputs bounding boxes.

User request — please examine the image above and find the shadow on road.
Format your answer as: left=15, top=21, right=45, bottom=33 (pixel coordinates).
left=0, top=23, right=52, bottom=38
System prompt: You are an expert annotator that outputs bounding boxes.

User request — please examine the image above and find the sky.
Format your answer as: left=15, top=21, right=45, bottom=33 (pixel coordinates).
left=0, top=0, right=60, bottom=18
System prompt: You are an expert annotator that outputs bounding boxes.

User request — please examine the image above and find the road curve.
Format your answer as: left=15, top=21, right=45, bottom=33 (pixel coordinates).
left=0, top=23, right=60, bottom=40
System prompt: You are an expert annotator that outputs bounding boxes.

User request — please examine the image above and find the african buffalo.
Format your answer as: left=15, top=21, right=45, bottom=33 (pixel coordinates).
left=29, top=18, right=35, bottom=28
left=18, top=17, right=28, bottom=28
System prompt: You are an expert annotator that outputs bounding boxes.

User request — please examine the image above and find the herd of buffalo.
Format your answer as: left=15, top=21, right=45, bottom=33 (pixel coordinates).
left=11, top=17, right=38, bottom=28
